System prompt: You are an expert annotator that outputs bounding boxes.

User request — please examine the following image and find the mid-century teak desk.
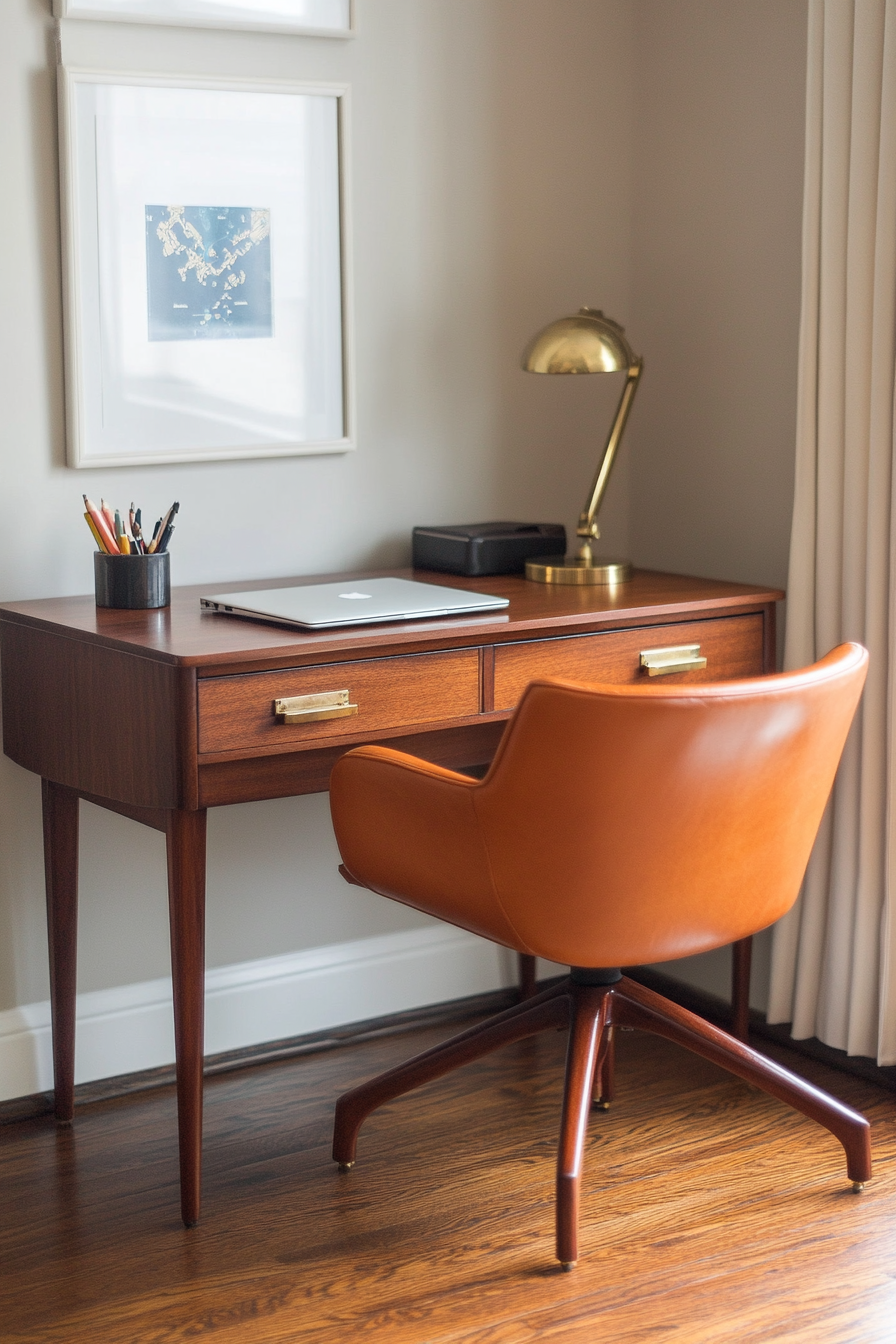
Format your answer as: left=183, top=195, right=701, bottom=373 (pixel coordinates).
left=0, top=567, right=782, bottom=1225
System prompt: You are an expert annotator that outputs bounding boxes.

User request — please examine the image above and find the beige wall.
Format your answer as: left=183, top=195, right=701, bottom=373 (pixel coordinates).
left=631, top=0, right=808, bottom=1001
left=631, top=0, right=807, bottom=589
left=0, top=0, right=635, bottom=1014
left=0, top=0, right=809, bottom=1048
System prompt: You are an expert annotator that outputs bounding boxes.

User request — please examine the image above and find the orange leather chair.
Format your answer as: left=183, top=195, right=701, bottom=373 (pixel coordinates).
left=329, top=645, right=872, bottom=1269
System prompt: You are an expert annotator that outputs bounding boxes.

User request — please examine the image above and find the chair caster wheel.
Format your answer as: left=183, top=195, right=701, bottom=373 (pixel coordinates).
left=560, top=1260, right=577, bottom=1272
left=592, top=1098, right=610, bottom=1111
left=337, top=1161, right=355, bottom=1171
left=851, top=1181, right=865, bottom=1193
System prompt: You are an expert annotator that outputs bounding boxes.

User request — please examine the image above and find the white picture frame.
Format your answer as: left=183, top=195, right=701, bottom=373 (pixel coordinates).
left=58, top=68, right=353, bottom=468
left=53, top=0, right=354, bottom=38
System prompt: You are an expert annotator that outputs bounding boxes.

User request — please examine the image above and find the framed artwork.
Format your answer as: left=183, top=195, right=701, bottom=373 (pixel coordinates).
left=58, top=69, right=352, bottom=467
left=53, top=0, right=354, bottom=38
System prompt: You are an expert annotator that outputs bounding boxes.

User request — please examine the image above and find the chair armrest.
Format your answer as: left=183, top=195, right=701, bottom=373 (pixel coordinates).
left=330, top=745, right=526, bottom=950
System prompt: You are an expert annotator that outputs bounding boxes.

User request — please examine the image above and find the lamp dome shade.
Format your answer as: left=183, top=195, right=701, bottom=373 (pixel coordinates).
left=522, top=308, right=637, bottom=375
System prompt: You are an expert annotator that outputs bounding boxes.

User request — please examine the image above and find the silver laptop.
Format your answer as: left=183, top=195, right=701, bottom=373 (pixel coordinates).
left=200, top=576, right=510, bottom=630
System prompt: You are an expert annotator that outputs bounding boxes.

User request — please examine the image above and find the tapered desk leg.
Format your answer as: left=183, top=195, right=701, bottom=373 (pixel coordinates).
left=41, top=780, right=79, bottom=1125
left=732, top=937, right=752, bottom=1041
left=166, top=808, right=208, bottom=1228
left=518, top=952, right=537, bottom=1001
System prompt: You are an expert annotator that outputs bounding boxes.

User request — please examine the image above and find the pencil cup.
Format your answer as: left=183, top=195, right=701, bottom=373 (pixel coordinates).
left=94, top=551, right=170, bottom=609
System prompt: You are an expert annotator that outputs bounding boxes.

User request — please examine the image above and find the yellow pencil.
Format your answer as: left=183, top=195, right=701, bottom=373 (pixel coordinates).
left=84, top=511, right=110, bottom=554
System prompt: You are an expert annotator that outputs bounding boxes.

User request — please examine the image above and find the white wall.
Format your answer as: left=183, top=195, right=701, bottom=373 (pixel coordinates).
left=0, top=0, right=636, bottom=1083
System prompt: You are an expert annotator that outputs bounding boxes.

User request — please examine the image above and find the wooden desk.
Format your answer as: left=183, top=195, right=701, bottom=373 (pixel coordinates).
left=0, top=568, right=782, bottom=1225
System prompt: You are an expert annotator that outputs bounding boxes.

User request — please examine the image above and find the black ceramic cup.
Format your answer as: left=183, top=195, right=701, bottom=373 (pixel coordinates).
left=94, top=551, right=171, bottom=609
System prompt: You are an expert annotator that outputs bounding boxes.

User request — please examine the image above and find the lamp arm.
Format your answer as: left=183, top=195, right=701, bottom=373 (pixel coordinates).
left=576, top=357, right=643, bottom=542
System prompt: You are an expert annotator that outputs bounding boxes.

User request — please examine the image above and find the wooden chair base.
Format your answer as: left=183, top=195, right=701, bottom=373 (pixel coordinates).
left=517, top=941, right=754, bottom=1040
left=333, top=974, right=872, bottom=1268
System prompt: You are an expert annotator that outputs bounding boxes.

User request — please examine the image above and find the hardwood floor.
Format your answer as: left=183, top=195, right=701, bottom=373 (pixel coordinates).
left=1, top=1011, right=894, bottom=1343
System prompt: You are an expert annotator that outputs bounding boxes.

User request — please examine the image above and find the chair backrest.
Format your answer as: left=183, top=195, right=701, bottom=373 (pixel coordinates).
left=471, top=643, right=868, bottom=969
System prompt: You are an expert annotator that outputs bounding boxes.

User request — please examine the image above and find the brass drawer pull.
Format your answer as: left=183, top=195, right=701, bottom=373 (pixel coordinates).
left=274, top=690, right=358, bottom=724
left=640, top=644, right=707, bottom=677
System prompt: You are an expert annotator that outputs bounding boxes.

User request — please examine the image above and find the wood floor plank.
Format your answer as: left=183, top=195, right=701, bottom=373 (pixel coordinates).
left=1, top=1018, right=894, bottom=1343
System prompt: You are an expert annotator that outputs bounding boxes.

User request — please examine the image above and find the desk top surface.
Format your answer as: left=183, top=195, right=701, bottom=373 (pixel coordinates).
left=0, top=568, right=783, bottom=672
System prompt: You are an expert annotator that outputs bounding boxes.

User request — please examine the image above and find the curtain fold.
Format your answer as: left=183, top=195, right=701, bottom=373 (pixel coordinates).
left=767, top=0, right=896, bottom=1065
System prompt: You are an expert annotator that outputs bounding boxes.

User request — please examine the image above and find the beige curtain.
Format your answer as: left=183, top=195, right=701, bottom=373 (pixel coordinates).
left=767, top=0, right=896, bottom=1065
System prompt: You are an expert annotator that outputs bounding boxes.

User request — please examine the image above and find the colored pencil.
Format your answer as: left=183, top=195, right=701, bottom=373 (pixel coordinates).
left=84, top=511, right=109, bottom=553
left=83, top=495, right=120, bottom=554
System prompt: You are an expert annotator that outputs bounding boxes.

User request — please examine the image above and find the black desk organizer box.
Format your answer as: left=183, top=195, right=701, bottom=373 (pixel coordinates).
left=412, top=522, right=566, bottom=577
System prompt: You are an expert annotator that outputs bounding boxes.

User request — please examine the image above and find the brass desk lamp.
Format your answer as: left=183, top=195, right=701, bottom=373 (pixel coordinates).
left=522, top=307, right=642, bottom=584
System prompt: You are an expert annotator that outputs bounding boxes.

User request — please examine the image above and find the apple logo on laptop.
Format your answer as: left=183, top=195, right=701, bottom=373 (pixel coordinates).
left=339, top=591, right=373, bottom=600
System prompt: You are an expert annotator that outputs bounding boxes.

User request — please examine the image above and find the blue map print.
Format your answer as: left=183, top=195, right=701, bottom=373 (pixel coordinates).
left=145, top=205, right=272, bottom=341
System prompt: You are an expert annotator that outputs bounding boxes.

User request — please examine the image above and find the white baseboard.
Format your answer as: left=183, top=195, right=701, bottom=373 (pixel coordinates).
left=0, top=926, right=563, bottom=1103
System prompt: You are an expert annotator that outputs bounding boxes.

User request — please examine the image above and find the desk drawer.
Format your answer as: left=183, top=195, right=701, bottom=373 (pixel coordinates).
left=493, top=614, right=764, bottom=710
left=198, top=648, right=481, bottom=754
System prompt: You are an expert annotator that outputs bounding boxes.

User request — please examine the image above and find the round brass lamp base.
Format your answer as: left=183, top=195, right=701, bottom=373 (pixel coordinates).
left=525, top=555, right=633, bottom=585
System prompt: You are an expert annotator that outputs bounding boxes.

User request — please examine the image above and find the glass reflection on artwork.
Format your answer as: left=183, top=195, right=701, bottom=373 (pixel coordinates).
left=56, top=0, right=352, bottom=35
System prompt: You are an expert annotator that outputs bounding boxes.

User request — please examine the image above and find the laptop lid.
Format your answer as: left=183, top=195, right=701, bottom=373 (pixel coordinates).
left=199, top=576, right=510, bottom=629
